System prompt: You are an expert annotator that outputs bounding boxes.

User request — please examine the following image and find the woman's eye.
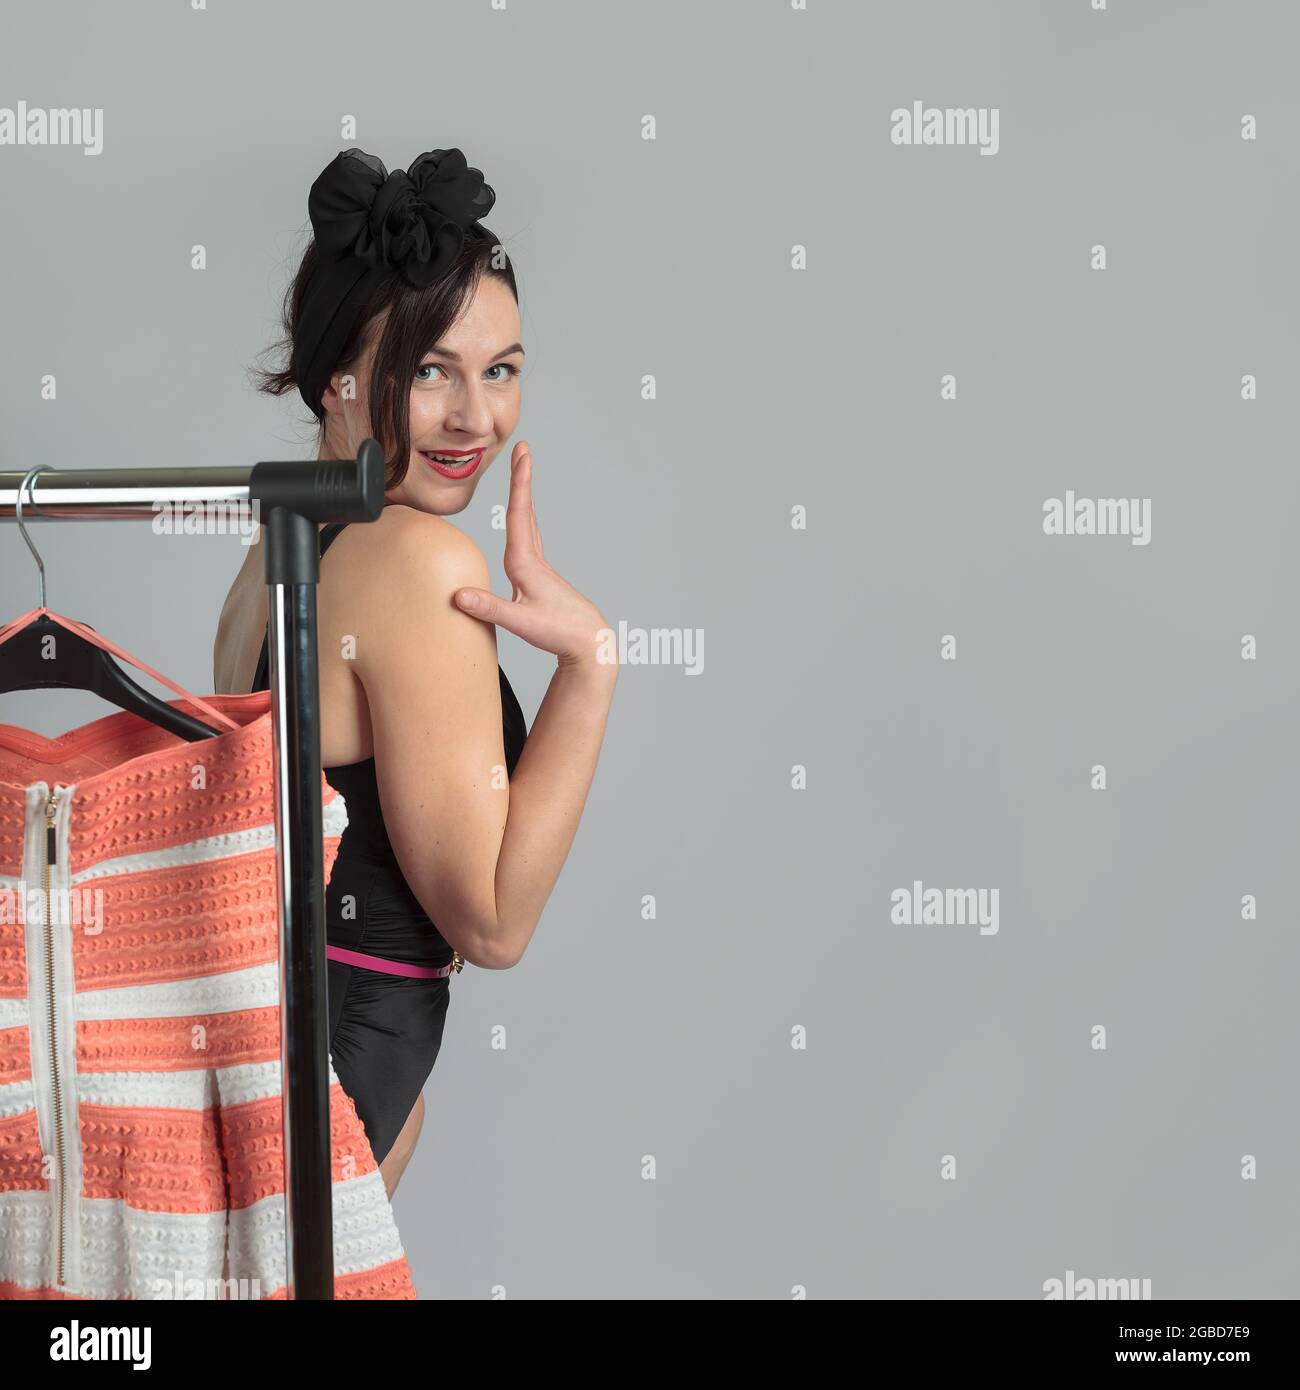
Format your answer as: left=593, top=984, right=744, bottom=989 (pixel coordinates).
left=415, top=362, right=521, bottom=383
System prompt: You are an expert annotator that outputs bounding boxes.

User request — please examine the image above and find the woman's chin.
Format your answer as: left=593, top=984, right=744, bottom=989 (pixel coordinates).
left=421, top=488, right=475, bottom=517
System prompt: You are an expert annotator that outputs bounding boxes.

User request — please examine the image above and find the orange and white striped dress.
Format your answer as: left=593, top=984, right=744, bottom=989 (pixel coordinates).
left=0, top=690, right=416, bottom=1299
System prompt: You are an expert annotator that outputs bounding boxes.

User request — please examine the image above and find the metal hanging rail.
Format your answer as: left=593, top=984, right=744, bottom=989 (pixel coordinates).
left=0, top=442, right=385, bottom=1299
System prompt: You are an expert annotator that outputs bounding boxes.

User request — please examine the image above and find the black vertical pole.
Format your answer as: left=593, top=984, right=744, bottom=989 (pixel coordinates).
left=263, top=505, right=333, bottom=1299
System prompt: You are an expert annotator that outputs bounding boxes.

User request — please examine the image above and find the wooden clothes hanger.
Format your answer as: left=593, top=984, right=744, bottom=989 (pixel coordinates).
left=0, top=464, right=237, bottom=741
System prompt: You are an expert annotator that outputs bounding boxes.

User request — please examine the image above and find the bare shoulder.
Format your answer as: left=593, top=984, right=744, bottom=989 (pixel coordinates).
left=328, top=507, right=494, bottom=684
left=333, top=504, right=489, bottom=592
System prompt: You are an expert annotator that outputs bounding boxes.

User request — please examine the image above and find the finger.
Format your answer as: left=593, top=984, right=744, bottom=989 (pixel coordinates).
left=523, top=449, right=545, bottom=561
left=453, top=585, right=549, bottom=648
left=505, top=443, right=541, bottom=564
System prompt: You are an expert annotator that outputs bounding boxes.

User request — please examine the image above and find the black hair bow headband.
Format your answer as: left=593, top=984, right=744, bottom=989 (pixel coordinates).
left=294, top=146, right=496, bottom=420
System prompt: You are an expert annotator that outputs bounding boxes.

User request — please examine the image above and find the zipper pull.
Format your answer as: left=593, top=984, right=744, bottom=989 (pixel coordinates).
left=46, top=788, right=59, bottom=868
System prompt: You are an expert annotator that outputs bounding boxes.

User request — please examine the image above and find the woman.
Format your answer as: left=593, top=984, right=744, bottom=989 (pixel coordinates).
left=213, top=146, right=618, bottom=1199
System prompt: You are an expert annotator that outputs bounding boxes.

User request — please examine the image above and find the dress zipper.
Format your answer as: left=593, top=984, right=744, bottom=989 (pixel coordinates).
left=43, top=785, right=69, bottom=1289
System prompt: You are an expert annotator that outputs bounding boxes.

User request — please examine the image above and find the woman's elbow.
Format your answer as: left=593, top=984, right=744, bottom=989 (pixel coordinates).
left=413, top=882, right=520, bottom=970
left=460, top=925, right=525, bottom=971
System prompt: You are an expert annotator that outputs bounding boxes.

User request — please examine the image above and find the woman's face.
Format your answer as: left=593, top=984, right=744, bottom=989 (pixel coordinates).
left=321, top=274, right=524, bottom=515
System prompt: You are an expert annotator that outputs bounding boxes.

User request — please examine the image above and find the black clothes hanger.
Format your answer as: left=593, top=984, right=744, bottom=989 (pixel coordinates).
left=0, top=465, right=224, bottom=741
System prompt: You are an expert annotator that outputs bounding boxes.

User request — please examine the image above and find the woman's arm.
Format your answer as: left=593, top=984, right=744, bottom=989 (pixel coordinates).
left=486, top=656, right=616, bottom=963
left=352, top=450, right=617, bottom=969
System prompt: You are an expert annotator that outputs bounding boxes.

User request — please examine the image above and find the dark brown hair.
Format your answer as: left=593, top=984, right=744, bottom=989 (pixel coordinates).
left=251, top=228, right=518, bottom=489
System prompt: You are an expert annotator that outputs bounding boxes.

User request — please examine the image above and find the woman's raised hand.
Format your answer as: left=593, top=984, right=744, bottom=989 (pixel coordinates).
left=452, top=442, right=615, bottom=674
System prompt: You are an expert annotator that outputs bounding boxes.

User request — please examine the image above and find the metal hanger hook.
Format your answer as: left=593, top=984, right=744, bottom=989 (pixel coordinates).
left=15, top=463, right=56, bottom=610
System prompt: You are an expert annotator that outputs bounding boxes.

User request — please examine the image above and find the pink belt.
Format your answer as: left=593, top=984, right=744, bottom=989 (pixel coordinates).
left=326, top=944, right=463, bottom=979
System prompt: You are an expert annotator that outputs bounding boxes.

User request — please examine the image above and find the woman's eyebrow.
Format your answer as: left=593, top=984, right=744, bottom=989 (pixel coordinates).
left=426, top=342, right=525, bottom=362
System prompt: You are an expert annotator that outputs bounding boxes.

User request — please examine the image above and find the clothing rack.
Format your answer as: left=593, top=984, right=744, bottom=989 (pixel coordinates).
left=0, top=445, right=385, bottom=1300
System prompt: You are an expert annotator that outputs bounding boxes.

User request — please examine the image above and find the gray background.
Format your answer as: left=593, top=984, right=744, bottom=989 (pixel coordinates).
left=1, top=0, right=1296, bottom=1299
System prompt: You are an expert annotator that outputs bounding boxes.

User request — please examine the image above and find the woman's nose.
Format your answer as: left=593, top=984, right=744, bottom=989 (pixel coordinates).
left=443, top=385, right=495, bottom=435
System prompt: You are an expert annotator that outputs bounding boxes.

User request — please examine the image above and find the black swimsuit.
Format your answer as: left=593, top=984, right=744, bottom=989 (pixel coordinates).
left=251, top=521, right=528, bottom=1165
